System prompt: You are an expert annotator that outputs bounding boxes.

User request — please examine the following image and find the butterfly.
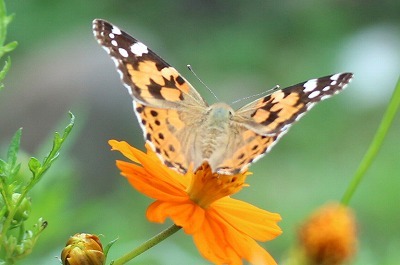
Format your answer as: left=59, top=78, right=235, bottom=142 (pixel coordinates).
left=93, top=19, right=353, bottom=175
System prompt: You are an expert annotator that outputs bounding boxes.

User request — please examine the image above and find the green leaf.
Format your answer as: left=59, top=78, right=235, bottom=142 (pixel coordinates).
left=0, top=159, right=6, bottom=176
left=104, top=237, right=119, bottom=257
left=4, top=13, right=14, bottom=27
left=26, top=113, right=75, bottom=185
left=0, top=41, right=17, bottom=57
left=0, top=56, right=10, bottom=90
left=63, top=112, right=75, bottom=139
left=28, top=158, right=41, bottom=176
left=7, top=128, right=22, bottom=170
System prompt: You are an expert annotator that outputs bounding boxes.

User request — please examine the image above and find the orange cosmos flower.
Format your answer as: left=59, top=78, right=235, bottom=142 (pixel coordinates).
left=109, top=140, right=282, bottom=265
left=298, top=203, right=357, bottom=265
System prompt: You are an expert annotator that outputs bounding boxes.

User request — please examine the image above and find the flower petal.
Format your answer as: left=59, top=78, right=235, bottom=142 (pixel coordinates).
left=117, top=160, right=187, bottom=202
left=212, top=197, right=282, bottom=241
left=109, top=140, right=141, bottom=164
left=146, top=200, right=205, bottom=234
left=193, top=216, right=235, bottom=265
left=194, top=208, right=278, bottom=265
left=110, top=140, right=189, bottom=188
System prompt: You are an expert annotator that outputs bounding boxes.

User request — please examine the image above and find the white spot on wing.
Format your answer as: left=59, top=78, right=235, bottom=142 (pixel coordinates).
left=330, top=73, right=341, bottom=81
left=303, top=79, right=317, bottom=92
left=322, top=86, right=330, bottom=91
left=111, top=40, right=118, bottom=46
left=111, top=26, right=122, bottom=35
left=308, top=90, right=321, bottom=99
left=118, top=48, right=129, bottom=58
left=109, top=33, right=115, bottom=39
left=130, top=42, right=148, bottom=56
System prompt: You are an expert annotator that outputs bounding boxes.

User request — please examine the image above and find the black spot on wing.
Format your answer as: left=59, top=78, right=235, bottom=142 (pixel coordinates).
left=176, top=75, right=185, bottom=85
left=147, top=80, right=163, bottom=99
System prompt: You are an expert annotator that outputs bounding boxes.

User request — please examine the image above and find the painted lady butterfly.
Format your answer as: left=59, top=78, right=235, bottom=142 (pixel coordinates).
left=93, top=19, right=353, bottom=175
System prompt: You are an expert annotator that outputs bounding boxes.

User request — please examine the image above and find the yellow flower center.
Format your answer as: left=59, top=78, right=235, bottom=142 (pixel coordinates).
left=186, top=163, right=248, bottom=209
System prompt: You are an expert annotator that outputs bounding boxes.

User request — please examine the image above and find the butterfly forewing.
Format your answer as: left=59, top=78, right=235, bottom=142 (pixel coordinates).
left=235, top=73, right=353, bottom=135
left=93, top=19, right=206, bottom=109
left=93, top=19, right=353, bottom=175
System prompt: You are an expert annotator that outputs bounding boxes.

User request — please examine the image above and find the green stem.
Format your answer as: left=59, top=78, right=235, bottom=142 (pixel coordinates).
left=0, top=0, right=6, bottom=46
left=111, top=224, right=182, bottom=265
left=341, top=77, right=400, bottom=205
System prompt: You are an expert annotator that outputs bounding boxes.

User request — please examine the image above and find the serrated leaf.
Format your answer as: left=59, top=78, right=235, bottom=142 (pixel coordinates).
left=7, top=128, right=22, bottom=169
left=28, top=157, right=41, bottom=175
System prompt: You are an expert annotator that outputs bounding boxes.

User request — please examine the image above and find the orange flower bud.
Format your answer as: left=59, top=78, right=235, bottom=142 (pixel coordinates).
left=61, top=233, right=105, bottom=265
left=298, top=203, right=357, bottom=265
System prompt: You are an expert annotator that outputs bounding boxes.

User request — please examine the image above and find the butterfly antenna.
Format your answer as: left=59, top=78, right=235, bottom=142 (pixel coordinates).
left=187, top=65, right=219, bottom=101
left=231, top=85, right=280, bottom=105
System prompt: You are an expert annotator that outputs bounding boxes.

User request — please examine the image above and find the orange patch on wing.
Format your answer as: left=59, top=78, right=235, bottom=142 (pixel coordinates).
left=127, top=64, right=150, bottom=90
left=242, top=130, right=256, bottom=141
left=140, top=61, right=166, bottom=86
left=160, top=87, right=183, bottom=102
left=252, top=109, right=270, bottom=123
left=277, top=104, right=302, bottom=119
left=166, top=109, right=185, bottom=130
left=161, top=67, right=190, bottom=94
left=271, top=91, right=285, bottom=103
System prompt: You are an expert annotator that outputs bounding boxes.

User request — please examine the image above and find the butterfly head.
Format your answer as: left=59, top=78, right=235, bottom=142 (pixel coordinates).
left=207, top=103, right=234, bottom=122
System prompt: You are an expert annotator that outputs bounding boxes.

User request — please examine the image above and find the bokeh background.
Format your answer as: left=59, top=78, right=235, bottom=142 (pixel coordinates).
left=0, top=1, right=399, bottom=264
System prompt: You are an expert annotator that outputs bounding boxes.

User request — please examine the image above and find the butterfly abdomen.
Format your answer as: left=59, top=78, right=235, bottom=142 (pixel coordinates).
left=198, top=103, right=234, bottom=159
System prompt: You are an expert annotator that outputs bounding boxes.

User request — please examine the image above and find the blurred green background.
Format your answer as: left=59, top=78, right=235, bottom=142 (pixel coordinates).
left=0, top=0, right=399, bottom=264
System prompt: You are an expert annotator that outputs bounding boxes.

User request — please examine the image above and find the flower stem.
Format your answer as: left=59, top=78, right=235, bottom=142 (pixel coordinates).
left=341, top=77, right=400, bottom=205
left=111, top=224, right=182, bottom=265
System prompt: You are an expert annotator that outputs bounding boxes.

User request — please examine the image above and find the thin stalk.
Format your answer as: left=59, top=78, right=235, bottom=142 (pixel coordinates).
left=341, top=77, right=400, bottom=205
left=111, top=224, right=181, bottom=265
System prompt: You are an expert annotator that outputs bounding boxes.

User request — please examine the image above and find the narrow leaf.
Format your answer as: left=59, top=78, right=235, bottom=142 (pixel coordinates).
left=7, top=128, right=22, bottom=169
